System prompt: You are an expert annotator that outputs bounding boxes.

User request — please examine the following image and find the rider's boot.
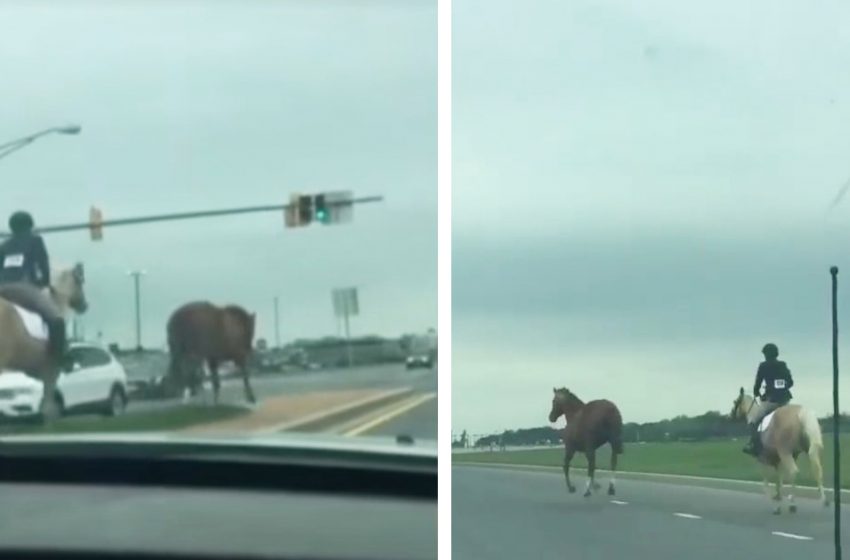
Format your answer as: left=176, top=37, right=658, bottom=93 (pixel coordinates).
left=742, top=423, right=762, bottom=456
left=47, top=318, right=70, bottom=370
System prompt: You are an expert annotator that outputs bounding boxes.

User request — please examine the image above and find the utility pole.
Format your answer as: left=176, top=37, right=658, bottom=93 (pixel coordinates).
left=274, top=296, right=281, bottom=348
left=127, top=270, right=146, bottom=351
left=830, top=266, right=841, bottom=560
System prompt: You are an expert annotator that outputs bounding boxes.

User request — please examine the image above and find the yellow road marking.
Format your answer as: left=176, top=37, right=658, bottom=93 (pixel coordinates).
left=343, top=392, right=436, bottom=436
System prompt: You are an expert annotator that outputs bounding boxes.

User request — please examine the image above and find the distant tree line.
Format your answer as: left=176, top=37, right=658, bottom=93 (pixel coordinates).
left=470, top=411, right=850, bottom=447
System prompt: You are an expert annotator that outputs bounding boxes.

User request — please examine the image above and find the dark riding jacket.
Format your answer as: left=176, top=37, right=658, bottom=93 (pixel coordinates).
left=754, top=360, right=793, bottom=404
left=0, top=233, right=50, bottom=288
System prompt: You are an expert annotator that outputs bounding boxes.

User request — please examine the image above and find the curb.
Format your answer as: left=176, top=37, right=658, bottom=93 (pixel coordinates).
left=454, top=461, right=849, bottom=501
left=258, top=387, right=415, bottom=434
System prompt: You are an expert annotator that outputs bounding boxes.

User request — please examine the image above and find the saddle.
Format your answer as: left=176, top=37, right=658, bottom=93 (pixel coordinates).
left=11, top=304, right=48, bottom=340
left=758, top=409, right=779, bottom=433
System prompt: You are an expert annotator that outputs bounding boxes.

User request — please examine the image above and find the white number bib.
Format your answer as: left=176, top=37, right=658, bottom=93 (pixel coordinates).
left=774, top=379, right=786, bottom=389
left=3, top=254, right=24, bottom=268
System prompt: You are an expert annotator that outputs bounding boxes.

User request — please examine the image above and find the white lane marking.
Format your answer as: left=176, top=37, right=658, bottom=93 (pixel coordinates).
left=610, top=500, right=628, bottom=505
left=772, top=531, right=813, bottom=541
left=343, top=392, right=436, bottom=436
left=673, top=513, right=702, bottom=519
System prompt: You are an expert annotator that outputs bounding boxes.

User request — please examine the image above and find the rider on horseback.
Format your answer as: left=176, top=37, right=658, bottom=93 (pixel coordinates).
left=742, top=343, right=794, bottom=456
left=0, top=211, right=69, bottom=367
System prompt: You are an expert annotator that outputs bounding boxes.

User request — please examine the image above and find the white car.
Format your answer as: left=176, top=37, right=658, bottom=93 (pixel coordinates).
left=0, top=342, right=129, bottom=420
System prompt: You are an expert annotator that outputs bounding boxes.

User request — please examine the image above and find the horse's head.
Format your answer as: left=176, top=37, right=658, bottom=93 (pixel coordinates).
left=550, top=387, right=585, bottom=423
left=550, top=387, right=570, bottom=422
left=52, top=263, right=88, bottom=314
left=223, top=305, right=256, bottom=351
left=730, top=386, right=752, bottom=421
left=247, top=312, right=256, bottom=345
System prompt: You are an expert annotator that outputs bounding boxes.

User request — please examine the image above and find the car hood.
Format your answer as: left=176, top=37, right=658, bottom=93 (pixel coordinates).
left=0, top=430, right=437, bottom=459
left=0, top=371, right=41, bottom=390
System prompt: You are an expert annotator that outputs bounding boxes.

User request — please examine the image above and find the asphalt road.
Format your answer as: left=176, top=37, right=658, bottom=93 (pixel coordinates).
left=127, top=363, right=438, bottom=440
left=363, top=396, right=437, bottom=440
left=453, top=465, right=849, bottom=560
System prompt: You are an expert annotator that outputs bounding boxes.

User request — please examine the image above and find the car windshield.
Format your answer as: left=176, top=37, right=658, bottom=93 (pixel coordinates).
left=452, top=0, right=847, bottom=557
left=0, top=0, right=436, bottom=450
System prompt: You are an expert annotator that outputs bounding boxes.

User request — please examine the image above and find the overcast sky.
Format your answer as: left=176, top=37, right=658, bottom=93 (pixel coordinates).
left=453, top=0, right=850, bottom=435
left=0, top=0, right=436, bottom=348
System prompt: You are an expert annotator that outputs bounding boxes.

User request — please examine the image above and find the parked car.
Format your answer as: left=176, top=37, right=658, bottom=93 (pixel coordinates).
left=405, top=354, right=432, bottom=370
left=0, top=342, right=129, bottom=421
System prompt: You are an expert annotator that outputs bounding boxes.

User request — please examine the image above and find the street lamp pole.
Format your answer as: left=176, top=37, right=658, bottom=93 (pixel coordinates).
left=0, top=125, right=82, bottom=162
left=127, top=270, right=147, bottom=351
left=274, top=296, right=280, bottom=348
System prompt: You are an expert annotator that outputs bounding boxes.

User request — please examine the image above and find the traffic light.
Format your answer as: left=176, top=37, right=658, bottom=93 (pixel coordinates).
left=297, top=195, right=313, bottom=226
left=89, top=206, right=103, bottom=241
left=285, top=194, right=300, bottom=228
left=314, top=194, right=330, bottom=224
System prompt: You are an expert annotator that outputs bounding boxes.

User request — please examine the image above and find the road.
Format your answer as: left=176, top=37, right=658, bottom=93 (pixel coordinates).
left=453, top=464, right=848, bottom=559
left=127, top=363, right=438, bottom=441
left=361, top=395, right=437, bottom=440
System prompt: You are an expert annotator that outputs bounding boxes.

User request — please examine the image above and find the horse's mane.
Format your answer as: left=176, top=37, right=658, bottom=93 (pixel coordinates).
left=223, top=305, right=251, bottom=324
left=556, top=387, right=585, bottom=408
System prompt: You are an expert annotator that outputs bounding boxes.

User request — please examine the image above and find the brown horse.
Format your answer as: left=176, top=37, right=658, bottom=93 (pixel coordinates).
left=549, top=387, right=624, bottom=497
left=0, top=264, right=88, bottom=420
left=167, top=301, right=257, bottom=405
left=731, top=387, right=828, bottom=514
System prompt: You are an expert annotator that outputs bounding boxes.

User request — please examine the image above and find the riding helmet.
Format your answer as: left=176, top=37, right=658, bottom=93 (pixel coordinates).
left=762, top=343, right=779, bottom=359
left=8, top=211, right=34, bottom=234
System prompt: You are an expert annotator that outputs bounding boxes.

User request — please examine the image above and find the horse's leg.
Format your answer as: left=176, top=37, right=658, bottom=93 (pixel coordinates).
left=772, top=466, right=784, bottom=515
left=208, top=360, right=221, bottom=406
left=808, top=444, right=829, bottom=506
left=584, top=449, right=596, bottom=497
left=40, top=368, right=61, bottom=424
left=563, top=447, right=576, bottom=494
left=239, top=358, right=256, bottom=404
left=608, top=445, right=618, bottom=496
left=779, top=454, right=799, bottom=514
left=761, top=465, right=773, bottom=500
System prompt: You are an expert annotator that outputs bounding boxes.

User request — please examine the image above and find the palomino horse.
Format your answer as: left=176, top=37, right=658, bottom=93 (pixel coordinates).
left=167, top=301, right=257, bottom=405
left=549, top=387, right=624, bottom=497
left=0, top=264, right=87, bottom=420
left=731, top=387, right=828, bottom=514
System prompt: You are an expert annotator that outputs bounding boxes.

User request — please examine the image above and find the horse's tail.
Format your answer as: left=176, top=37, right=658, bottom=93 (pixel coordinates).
left=166, top=315, right=185, bottom=379
left=800, top=407, right=826, bottom=490
left=800, top=407, right=824, bottom=451
left=609, top=404, right=625, bottom=455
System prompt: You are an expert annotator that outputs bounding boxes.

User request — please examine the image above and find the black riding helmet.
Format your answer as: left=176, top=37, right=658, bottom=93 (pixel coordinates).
left=762, top=343, right=779, bottom=359
left=8, top=211, right=34, bottom=235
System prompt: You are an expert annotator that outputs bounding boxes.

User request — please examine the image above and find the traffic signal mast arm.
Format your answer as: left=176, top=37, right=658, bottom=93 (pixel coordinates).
left=0, top=193, right=381, bottom=240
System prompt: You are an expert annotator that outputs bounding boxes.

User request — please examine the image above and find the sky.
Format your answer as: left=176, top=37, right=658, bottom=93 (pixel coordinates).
left=0, top=0, right=436, bottom=349
left=453, top=0, right=850, bottom=435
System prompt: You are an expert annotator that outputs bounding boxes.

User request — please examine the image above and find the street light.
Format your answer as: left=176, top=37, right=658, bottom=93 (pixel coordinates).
left=0, top=124, right=82, bottom=161
left=127, top=270, right=147, bottom=351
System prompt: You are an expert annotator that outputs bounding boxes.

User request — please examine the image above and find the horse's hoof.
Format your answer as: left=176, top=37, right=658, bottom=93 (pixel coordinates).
left=567, top=486, right=576, bottom=494
left=789, top=504, right=797, bottom=514
left=608, top=485, right=616, bottom=496
left=773, top=508, right=782, bottom=516
left=583, top=490, right=592, bottom=498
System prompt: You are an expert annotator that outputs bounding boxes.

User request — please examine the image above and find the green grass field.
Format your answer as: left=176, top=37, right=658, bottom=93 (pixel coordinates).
left=454, top=435, right=850, bottom=489
left=0, top=405, right=249, bottom=436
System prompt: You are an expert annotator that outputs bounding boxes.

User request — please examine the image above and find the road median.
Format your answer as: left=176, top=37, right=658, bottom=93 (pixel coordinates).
left=183, top=387, right=415, bottom=434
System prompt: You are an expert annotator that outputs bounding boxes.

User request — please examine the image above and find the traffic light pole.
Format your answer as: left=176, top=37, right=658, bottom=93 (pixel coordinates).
left=831, top=266, right=841, bottom=560
left=0, top=195, right=384, bottom=239
left=274, top=296, right=281, bottom=349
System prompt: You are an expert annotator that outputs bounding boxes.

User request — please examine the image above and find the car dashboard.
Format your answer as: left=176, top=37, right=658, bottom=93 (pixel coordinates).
left=0, top=435, right=437, bottom=560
